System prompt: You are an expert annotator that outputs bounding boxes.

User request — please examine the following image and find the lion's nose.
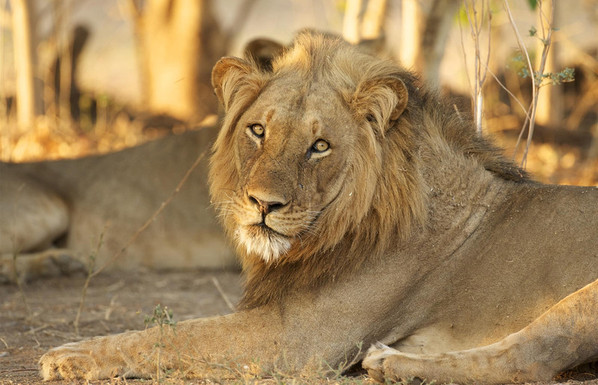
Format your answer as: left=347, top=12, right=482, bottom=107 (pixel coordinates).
left=247, top=192, right=288, bottom=215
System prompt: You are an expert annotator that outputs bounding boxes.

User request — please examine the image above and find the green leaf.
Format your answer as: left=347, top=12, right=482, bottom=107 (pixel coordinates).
left=529, top=26, right=537, bottom=37
left=527, top=0, right=538, bottom=10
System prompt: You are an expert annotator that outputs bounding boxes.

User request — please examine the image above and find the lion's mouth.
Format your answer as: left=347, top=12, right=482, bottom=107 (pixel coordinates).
left=252, top=222, right=289, bottom=238
left=236, top=223, right=293, bottom=263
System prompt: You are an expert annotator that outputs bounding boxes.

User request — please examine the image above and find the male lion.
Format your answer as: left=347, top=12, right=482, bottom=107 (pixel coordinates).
left=39, top=32, right=598, bottom=383
left=0, top=126, right=236, bottom=283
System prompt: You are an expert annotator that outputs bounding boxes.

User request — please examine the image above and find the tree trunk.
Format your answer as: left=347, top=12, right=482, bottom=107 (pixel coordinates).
left=11, top=0, right=41, bottom=130
left=421, top=0, right=460, bottom=85
left=343, top=0, right=387, bottom=45
left=343, top=0, right=365, bottom=44
left=140, top=0, right=224, bottom=123
left=398, top=0, right=423, bottom=70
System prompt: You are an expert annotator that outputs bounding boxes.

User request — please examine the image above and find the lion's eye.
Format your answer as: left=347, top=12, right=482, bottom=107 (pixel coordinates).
left=249, top=124, right=265, bottom=138
left=311, top=139, right=330, bottom=153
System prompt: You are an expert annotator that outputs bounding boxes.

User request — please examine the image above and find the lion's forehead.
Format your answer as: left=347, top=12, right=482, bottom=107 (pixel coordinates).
left=250, top=80, right=355, bottom=139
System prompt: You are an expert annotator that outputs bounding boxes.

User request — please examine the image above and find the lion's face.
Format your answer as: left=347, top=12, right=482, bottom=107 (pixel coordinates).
left=227, top=77, right=368, bottom=262
left=210, top=34, right=412, bottom=264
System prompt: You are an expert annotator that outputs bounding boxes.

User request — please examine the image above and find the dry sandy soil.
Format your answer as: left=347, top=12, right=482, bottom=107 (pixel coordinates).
left=1, top=269, right=244, bottom=384
left=1, top=269, right=598, bottom=385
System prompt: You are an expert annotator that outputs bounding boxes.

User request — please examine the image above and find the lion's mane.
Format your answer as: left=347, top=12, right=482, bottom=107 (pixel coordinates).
left=209, top=32, right=527, bottom=309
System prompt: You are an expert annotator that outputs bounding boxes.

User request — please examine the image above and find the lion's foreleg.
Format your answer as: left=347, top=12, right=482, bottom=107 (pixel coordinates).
left=39, top=307, right=283, bottom=380
left=364, top=278, right=598, bottom=384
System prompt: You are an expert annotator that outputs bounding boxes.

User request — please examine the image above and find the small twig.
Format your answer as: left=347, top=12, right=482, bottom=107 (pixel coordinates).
left=144, top=304, right=177, bottom=382
left=25, top=324, right=50, bottom=335
left=458, top=8, right=472, bottom=94
left=504, top=0, right=535, bottom=167
left=74, top=229, right=103, bottom=335
left=485, top=66, right=531, bottom=122
left=0, top=368, right=39, bottom=374
left=504, top=0, right=554, bottom=168
left=463, top=0, right=491, bottom=134
left=522, top=5, right=554, bottom=166
left=11, top=251, right=33, bottom=321
left=104, top=293, right=119, bottom=321
left=31, top=334, right=41, bottom=348
left=211, top=276, right=235, bottom=312
left=71, top=148, right=207, bottom=335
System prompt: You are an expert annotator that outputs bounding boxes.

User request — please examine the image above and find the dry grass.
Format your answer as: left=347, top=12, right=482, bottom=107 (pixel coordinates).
left=0, top=109, right=168, bottom=163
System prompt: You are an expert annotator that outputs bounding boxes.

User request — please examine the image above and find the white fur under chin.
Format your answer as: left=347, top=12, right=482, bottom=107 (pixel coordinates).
left=236, top=227, right=292, bottom=263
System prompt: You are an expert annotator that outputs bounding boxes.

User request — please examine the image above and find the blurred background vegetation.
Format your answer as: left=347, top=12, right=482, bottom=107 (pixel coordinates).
left=1, top=0, right=596, bottom=185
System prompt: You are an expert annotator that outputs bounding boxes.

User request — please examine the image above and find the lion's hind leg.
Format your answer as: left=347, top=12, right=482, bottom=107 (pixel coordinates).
left=364, top=278, right=598, bottom=384
left=0, top=171, right=83, bottom=283
left=1, top=248, right=86, bottom=284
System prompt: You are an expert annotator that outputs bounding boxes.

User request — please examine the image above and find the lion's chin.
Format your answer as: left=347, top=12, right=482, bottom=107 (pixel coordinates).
left=235, top=225, right=292, bottom=263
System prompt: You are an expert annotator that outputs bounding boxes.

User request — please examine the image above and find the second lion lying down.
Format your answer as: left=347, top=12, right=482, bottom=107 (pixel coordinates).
left=40, top=32, right=598, bottom=383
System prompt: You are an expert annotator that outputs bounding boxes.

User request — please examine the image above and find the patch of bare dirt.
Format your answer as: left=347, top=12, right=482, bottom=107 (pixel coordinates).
left=0, top=269, right=242, bottom=384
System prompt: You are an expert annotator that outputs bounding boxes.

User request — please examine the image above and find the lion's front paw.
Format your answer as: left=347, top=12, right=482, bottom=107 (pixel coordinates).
left=363, top=343, right=428, bottom=384
left=39, top=337, right=132, bottom=381
left=362, top=343, right=400, bottom=382
left=39, top=343, right=102, bottom=380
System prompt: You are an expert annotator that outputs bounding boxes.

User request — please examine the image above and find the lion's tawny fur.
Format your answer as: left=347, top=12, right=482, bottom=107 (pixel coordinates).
left=209, top=32, right=527, bottom=309
left=38, top=31, right=598, bottom=384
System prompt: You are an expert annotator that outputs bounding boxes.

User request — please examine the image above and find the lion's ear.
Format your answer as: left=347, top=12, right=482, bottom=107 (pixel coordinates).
left=351, top=76, right=408, bottom=133
left=211, top=57, right=255, bottom=111
left=243, top=38, right=285, bottom=72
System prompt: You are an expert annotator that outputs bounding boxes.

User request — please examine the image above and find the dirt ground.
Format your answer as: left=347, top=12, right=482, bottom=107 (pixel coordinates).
left=1, top=268, right=598, bottom=385
left=0, top=269, right=244, bottom=384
